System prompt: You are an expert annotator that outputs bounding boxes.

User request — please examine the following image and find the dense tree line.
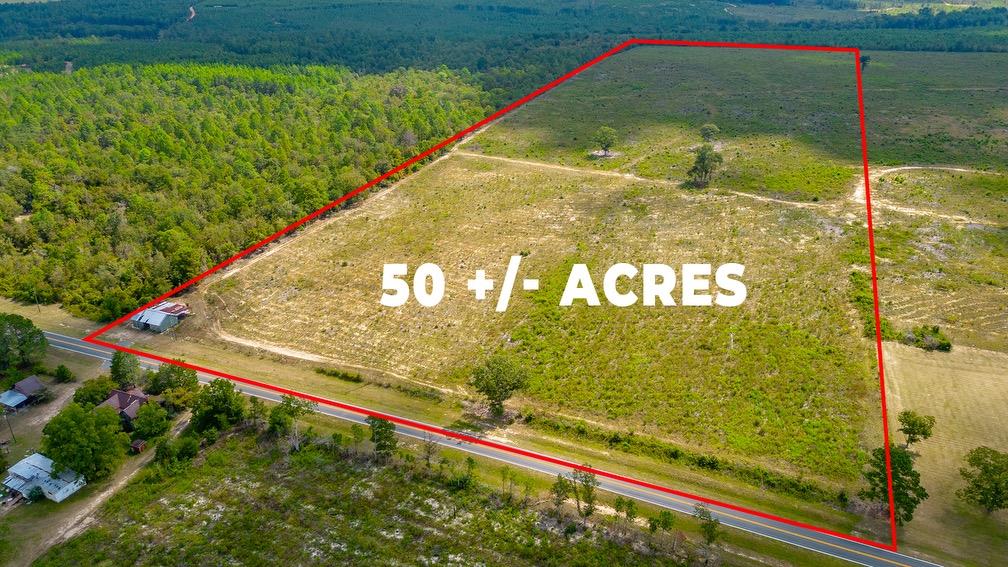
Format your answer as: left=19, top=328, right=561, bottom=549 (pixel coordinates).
left=1, top=1, right=1006, bottom=108
left=0, top=64, right=488, bottom=320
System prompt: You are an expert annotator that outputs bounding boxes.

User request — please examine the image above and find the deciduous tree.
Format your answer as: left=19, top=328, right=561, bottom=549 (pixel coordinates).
left=958, top=446, right=1008, bottom=514
left=593, top=126, right=617, bottom=156
left=73, top=376, right=116, bottom=407
left=897, top=410, right=936, bottom=448
left=191, top=379, right=245, bottom=432
left=147, top=364, right=198, bottom=396
left=0, top=313, right=46, bottom=369
left=132, top=402, right=170, bottom=440
left=109, top=351, right=140, bottom=389
left=470, top=354, right=527, bottom=417
left=572, top=467, right=599, bottom=525
left=41, top=403, right=129, bottom=480
left=365, top=416, right=397, bottom=461
left=861, top=444, right=928, bottom=525
left=693, top=503, right=720, bottom=546
left=550, top=474, right=572, bottom=516
left=687, top=144, right=723, bottom=188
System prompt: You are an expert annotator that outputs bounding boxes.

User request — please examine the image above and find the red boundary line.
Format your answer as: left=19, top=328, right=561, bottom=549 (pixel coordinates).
left=85, top=38, right=898, bottom=552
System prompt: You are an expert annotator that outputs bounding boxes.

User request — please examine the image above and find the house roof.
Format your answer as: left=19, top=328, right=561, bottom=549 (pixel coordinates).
left=0, top=390, right=27, bottom=408
left=129, top=301, right=190, bottom=326
left=3, top=452, right=85, bottom=502
left=157, top=302, right=190, bottom=316
left=100, top=389, right=148, bottom=419
left=13, top=375, right=44, bottom=397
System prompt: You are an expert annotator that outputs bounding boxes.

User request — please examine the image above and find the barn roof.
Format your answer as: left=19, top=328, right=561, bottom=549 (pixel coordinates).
left=130, top=309, right=172, bottom=327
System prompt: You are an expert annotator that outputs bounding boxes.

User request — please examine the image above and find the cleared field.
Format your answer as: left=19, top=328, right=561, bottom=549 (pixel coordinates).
left=200, top=150, right=877, bottom=482
left=866, top=209, right=1008, bottom=352
left=473, top=46, right=862, bottom=202
left=861, top=50, right=1008, bottom=168
left=873, top=168, right=1008, bottom=226
left=475, top=48, right=1008, bottom=186
left=884, top=343, right=1008, bottom=566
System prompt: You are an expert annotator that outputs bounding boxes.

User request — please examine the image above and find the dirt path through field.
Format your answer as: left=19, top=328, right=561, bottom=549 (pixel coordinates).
left=454, top=150, right=826, bottom=210
left=25, top=382, right=78, bottom=429
left=851, top=165, right=999, bottom=225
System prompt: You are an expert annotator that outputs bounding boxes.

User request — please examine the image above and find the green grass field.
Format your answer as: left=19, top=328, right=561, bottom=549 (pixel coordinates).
left=861, top=50, right=1008, bottom=168
left=115, top=46, right=894, bottom=488
left=874, top=168, right=1007, bottom=225
left=475, top=46, right=863, bottom=202
left=189, top=149, right=877, bottom=484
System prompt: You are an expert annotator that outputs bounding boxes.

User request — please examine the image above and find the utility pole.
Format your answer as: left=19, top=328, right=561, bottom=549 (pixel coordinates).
left=3, top=412, right=14, bottom=444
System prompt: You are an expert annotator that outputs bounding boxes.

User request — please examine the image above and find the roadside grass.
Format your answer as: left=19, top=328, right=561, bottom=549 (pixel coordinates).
left=883, top=343, right=1008, bottom=567
left=472, top=45, right=862, bottom=202
left=0, top=299, right=95, bottom=338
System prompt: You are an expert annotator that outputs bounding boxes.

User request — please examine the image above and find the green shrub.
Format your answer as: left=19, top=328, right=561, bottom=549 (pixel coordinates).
left=903, top=325, right=952, bottom=352
left=849, top=271, right=901, bottom=341
left=27, top=486, right=45, bottom=503
left=54, top=364, right=75, bottom=383
left=314, top=367, right=363, bottom=383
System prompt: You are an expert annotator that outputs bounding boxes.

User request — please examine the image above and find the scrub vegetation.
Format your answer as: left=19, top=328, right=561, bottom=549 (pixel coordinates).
left=33, top=431, right=684, bottom=566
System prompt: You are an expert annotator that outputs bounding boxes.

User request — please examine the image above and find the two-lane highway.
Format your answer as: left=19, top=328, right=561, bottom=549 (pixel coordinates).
left=43, top=331, right=941, bottom=567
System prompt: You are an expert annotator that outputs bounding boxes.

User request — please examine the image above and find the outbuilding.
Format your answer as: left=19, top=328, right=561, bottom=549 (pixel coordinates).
left=129, top=301, right=191, bottom=333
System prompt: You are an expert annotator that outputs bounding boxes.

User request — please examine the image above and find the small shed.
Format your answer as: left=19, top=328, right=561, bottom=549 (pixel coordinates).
left=129, top=301, right=190, bottom=333
left=130, top=439, right=147, bottom=454
left=3, top=453, right=86, bottom=503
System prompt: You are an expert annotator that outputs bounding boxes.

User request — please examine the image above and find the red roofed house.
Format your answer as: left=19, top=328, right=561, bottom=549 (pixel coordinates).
left=100, top=388, right=149, bottom=429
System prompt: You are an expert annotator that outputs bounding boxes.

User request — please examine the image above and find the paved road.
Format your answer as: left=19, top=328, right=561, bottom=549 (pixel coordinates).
left=45, top=331, right=942, bottom=567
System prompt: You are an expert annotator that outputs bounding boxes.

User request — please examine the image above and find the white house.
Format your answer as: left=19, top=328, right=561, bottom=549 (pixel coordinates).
left=3, top=453, right=86, bottom=503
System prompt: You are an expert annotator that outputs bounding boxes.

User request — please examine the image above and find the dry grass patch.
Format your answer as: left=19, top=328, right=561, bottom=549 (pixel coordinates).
left=883, top=343, right=1008, bottom=566
left=199, top=152, right=877, bottom=481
